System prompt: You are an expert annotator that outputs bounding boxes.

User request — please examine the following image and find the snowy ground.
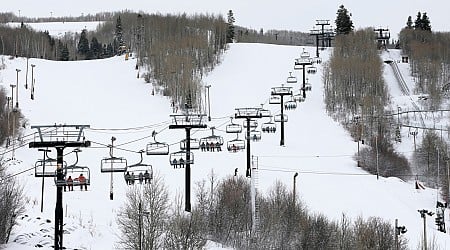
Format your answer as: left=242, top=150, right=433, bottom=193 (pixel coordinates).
left=0, top=40, right=450, bottom=249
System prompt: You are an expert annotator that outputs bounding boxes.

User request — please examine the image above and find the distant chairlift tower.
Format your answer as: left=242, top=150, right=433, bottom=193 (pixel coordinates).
left=374, top=27, right=390, bottom=50
left=270, top=86, right=292, bottom=146
left=234, top=107, right=271, bottom=177
left=29, top=124, right=91, bottom=250
left=169, top=104, right=207, bottom=212
left=294, top=49, right=312, bottom=99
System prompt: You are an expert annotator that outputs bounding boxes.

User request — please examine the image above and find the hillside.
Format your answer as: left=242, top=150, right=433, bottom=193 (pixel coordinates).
left=1, top=41, right=450, bottom=249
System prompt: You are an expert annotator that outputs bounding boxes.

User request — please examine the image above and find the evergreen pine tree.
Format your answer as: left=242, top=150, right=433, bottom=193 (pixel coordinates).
left=406, top=16, right=413, bottom=29
left=77, top=29, right=90, bottom=57
left=59, top=43, right=69, bottom=61
left=335, top=5, right=354, bottom=35
left=114, top=16, right=125, bottom=53
left=90, top=37, right=102, bottom=59
left=226, top=10, right=235, bottom=43
left=414, top=12, right=422, bottom=30
left=421, top=12, right=431, bottom=31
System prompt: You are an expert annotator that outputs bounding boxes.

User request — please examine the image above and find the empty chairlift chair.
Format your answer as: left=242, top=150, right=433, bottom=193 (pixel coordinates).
left=274, top=114, right=289, bottom=123
left=286, top=72, right=297, bottom=84
left=35, top=150, right=67, bottom=177
left=269, top=95, right=282, bottom=104
left=124, top=150, right=153, bottom=185
left=226, top=117, right=243, bottom=134
left=100, top=144, right=127, bottom=173
left=146, top=131, right=169, bottom=155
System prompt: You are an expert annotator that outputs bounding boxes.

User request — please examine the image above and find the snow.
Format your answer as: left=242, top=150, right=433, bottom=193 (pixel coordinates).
left=4, top=21, right=104, bottom=38
left=1, top=28, right=450, bottom=250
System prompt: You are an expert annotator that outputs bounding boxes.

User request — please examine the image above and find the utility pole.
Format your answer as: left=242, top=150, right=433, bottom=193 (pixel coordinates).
left=417, top=209, right=434, bottom=250
left=234, top=108, right=270, bottom=177
left=169, top=108, right=206, bottom=212
left=25, top=58, right=29, bottom=89
left=376, top=135, right=379, bottom=180
left=29, top=125, right=90, bottom=250
left=15, top=69, right=21, bottom=109
left=270, top=86, right=292, bottom=146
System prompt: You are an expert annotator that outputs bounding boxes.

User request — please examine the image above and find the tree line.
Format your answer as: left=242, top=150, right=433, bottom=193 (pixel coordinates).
left=117, top=173, right=408, bottom=249
left=323, top=28, right=411, bottom=179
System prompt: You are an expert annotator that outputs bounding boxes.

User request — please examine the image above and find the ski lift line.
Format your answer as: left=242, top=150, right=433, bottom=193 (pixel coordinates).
left=86, top=120, right=171, bottom=132
left=0, top=127, right=58, bottom=155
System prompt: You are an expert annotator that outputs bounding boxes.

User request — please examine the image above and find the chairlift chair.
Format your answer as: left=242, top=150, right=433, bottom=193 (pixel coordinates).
left=274, top=114, right=289, bottom=123
left=262, top=118, right=277, bottom=133
left=124, top=150, right=153, bottom=184
left=56, top=166, right=91, bottom=187
left=146, top=132, right=169, bottom=155
left=35, top=158, right=67, bottom=177
left=169, top=150, right=194, bottom=168
left=243, top=119, right=258, bottom=129
left=180, top=138, right=200, bottom=150
left=227, top=137, right=246, bottom=153
left=293, top=93, right=305, bottom=102
left=286, top=72, right=297, bottom=83
left=101, top=156, right=128, bottom=173
left=313, top=57, right=322, bottom=64
left=284, top=100, right=297, bottom=110
left=200, top=127, right=224, bottom=152
left=259, top=105, right=271, bottom=117
left=300, top=49, right=310, bottom=59
left=226, top=118, right=243, bottom=133
left=246, top=130, right=262, bottom=142
left=269, top=95, right=281, bottom=104
left=307, top=66, right=317, bottom=74
left=304, top=82, right=312, bottom=91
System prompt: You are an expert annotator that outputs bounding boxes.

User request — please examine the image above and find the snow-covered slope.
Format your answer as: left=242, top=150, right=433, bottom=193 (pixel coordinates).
left=1, top=43, right=450, bottom=249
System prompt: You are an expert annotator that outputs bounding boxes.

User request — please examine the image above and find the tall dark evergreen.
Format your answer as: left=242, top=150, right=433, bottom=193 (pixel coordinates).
left=226, top=10, right=235, bottom=43
left=114, top=16, right=125, bottom=50
left=77, top=29, right=90, bottom=57
left=335, top=5, right=354, bottom=35
left=420, top=12, right=431, bottom=31
left=414, top=12, right=422, bottom=30
left=59, top=42, right=69, bottom=61
left=90, top=37, right=102, bottom=59
left=406, top=16, right=413, bottom=29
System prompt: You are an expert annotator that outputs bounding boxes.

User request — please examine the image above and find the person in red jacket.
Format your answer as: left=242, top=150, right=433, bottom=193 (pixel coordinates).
left=78, top=173, right=87, bottom=191
left=66, top=176, right=74, bottom=191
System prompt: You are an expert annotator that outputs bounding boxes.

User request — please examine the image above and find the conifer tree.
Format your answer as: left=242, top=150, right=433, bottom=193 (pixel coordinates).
left=226, top=10, right=235, bottom=43
left=77, top=29, right=90, bottom=57
left=420, top=12, right=431, bottom=31
left=414, top=12, right=422, bottom=30
left=114, top=16, right=125, bottom=52
left=406, top=16, right=413, bottom=29
left=335, top=5, right=354, bottom=35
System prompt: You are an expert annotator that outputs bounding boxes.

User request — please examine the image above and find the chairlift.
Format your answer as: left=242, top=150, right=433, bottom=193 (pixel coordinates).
left=269, top=95, right=281, bottom=104
left=274, top=114, right=288, bottom=122
left=146, top=131, right=169, bottom=155
left=226, top=117, right=243, bottom=133
left=304, top=82, right=312, bottom=91
left=313, top=57, right=322, bottom=64
left=293, top=93, right=305, bottom=102
left=55, top=149, right=90, bottom=188
left=286, top=72, right=297, bottom=83
left=294, top=60, right=303, bottom=70
left=124, top=150, right=153, bottom=184
left=284, top=99, right=297, bottom=110
left=169, top=150, right=194, bottom=168
left=259, top=104, right=271, bottom=117
left=307, top=66, right=317, bottom=74
left=262, top=118, right=277, bottom=133
left=300, top=49, right=310, bottom=59
left=246, top=130, right=262, bottom=142
left=35, top=157, right=67, bottom=178
left=100, top=144, right=127, bottom=173
left=180, top=138, right=200, bottom=150
left=243, top=119, right=258, bottom=129
left=200, top=127, right=224, bottom=152
left=227, top=137, right=245, bottom=153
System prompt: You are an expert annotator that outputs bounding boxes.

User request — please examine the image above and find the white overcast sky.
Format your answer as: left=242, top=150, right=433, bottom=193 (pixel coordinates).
left=3, top=0, right=449, bottom=39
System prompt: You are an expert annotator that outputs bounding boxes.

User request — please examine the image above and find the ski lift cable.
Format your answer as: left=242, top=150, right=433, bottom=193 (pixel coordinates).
left=87, top=120, right=171, bottom=132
